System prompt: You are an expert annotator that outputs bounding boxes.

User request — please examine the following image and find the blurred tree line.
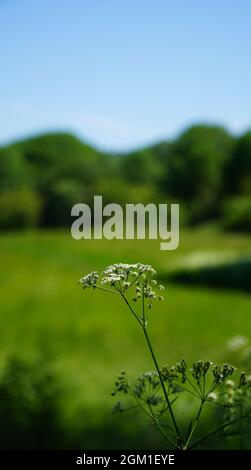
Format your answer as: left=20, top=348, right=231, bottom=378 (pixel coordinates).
left=0, top=125, right=251, bottom=231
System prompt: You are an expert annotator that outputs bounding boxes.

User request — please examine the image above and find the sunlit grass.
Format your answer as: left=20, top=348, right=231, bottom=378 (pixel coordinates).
left=0, top=226, right=251, bottom=410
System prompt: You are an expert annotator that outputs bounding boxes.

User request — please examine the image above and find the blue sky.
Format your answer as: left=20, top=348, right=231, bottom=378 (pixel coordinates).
left=1, top=0, right=251, bottom=150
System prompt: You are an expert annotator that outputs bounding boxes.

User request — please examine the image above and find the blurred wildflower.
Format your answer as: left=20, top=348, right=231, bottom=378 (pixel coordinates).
left=227, top=335, right=249, bottom=352
left=208, top=392, right=218, bottom=401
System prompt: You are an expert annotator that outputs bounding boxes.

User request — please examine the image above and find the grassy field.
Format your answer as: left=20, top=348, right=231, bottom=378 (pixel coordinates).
left=0, top=227, right=251, bottom=447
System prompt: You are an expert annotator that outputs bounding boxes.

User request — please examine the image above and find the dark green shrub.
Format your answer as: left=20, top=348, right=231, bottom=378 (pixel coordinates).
left=222, top=196, right=251, bottom=232
left=0, top=147, right=32, bottom=192
left=0, top=188, right=41, bottom=229
left=225, top=130, right=251, bottom=194
left=120, top=148, right=163, bottom=185
left=0, top=357, right=63, bottom=449
left=163, top=125, right=233, bottom=200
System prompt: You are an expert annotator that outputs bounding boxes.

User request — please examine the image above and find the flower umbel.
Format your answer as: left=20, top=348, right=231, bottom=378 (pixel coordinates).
left=79, top=263, right=165, bottom=326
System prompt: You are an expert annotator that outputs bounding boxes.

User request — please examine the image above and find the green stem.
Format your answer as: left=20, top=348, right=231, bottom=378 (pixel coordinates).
left=148, top=403, right=177, bottom=449
left=183, top=398, right=205, bottom=450
left=174, top=383, right=200, bottom=399
left=142, top=326, right=182, bottom=448
left=121, top=293, right=143, bottom=326
left=185, top=375, right=201, bottom=397
left=95, top=286, right=120, bottom=295
left=188, top=413, right=250, bottom=450
left=154, top=418, right=176, bottom=448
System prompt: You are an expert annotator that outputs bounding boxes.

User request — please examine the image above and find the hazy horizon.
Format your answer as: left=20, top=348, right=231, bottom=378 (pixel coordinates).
left=1, top=119, right=250, bottom=154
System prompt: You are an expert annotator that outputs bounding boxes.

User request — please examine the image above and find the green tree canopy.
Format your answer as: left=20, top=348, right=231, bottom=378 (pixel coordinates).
left=225, top=130, right=251, bottom=194
left=0, top=147, right=31, bottom=192
left=162, top=125, right=233, bottom=201
left=10, top=132, right=108, bottom=188
left=119, top=147, right=163, bottom=185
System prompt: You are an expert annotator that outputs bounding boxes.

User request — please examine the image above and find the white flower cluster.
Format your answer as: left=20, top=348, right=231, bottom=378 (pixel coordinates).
left=79, top=263, right=165, bottom=303
left=101, top=263, right=155, bottom=288
left=79, top=271, right=99, bottom=289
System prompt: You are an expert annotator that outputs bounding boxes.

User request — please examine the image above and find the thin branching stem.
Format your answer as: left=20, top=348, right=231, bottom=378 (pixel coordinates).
left=185, top=375, right=201, bottom=397
left=120, top=290, right=182, bottom=446
left=142, top=325, right=182, bottom=448
left=148, top=403, right=177, bottom=449
left=183, top=398, right=205, bottom=450
left=188, top=413, right=250, bottom=450
left=121, top=293, right=143, bottom=326
left=95, top=286, right=120, bottom=295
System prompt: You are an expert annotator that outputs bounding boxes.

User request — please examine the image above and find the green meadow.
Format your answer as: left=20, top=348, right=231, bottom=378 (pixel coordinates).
left=1, top=228, right=251, bottom=419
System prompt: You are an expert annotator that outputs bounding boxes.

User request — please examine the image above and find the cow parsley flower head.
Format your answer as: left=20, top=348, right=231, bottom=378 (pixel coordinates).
left=101, top=263, right=156, bottom=287
left=79, top=263, right=165, bottom=326
left=98, top=263, right=164, bottom=301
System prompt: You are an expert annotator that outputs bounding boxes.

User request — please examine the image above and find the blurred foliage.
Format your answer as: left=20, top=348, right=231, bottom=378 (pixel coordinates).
left=0, top=356, right=64, bottom=449
left=0, top=125, right=251, bottom=229
left=8, top=132, right=111, bottom=227
left=0, top=147, right=32, bottom=192
left=11, top=132, right=107, bottom=185
left=163, top=125, right=233, bottom=200
left=169, top=257, right=251, bottom=293
left=225, top=131, right=251, bottom=194
left=0, top=355, right=168, bottom=449
left=0, top=188, right=41, bottom=229
left=159, top=125, right=233, bottom=223
left=0, top=353, right=249, bottom=450
left=119, top=147, right=163, bottom=184
left=222, top=196, right=251, bottom=232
